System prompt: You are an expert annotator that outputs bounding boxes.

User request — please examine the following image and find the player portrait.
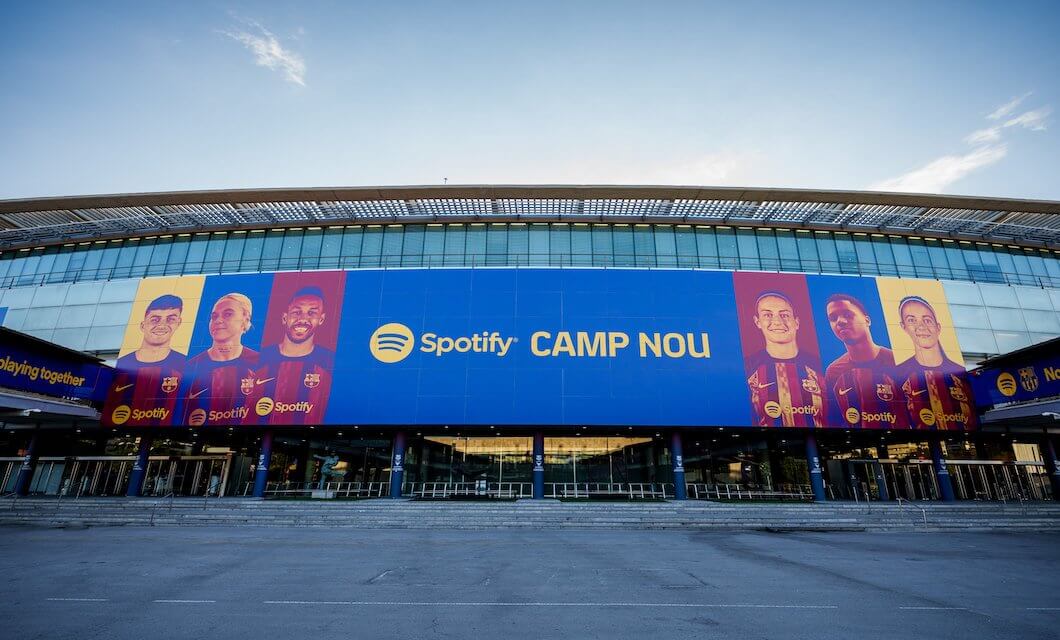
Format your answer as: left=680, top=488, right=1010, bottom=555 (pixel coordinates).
left=103, top=293, right=188, bottom=427
left=819, top=292, right=908, bottom=429
left=892, top=295, right=976, bottom=430
left=734, top=272, right=827, bottom=428
left=181, top=292, right=261, bottom=426
left=243, top=272, right=346, bottom=426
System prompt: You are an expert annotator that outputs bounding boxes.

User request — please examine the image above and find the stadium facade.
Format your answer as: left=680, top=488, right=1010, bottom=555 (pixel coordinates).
left=0, top=185, right=1058, bottom=503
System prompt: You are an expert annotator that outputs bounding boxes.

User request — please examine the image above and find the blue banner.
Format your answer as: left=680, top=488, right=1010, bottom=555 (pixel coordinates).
left=101, top=268, right=977, bottom=430
left=970, top=355, right=1060, bottom=409
left=0, top=333, right=112, bottom=403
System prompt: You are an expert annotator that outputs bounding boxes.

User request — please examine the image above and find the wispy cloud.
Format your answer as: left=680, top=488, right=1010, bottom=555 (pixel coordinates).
left=987, top=92, right=1032, bottom=120
left=222, top=19, right=306, bottom=86
left=871, top=94, right=1049, bottom=194
left=1003, top=107, right=1050, bottom=131
left=871, top=145, right=1008, bottom=193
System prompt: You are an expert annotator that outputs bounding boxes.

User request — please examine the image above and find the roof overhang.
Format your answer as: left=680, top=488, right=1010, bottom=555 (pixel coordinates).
left=1, top=185, right=1058, bottom=250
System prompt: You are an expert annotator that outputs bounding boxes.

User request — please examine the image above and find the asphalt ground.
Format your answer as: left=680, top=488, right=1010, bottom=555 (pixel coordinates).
left=1, top=526, right=1057, bottom=640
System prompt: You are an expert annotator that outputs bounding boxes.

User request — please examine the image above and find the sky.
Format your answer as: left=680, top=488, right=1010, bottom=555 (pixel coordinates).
left=1, top=0, right=1058, bottom=201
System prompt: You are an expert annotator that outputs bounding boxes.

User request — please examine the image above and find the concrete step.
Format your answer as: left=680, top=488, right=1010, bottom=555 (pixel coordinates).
left=2, top=497, right=1057, bottom=531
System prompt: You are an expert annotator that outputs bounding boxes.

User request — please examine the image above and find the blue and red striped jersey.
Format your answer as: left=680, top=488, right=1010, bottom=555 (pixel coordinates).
left=745, top=350, right=827, bottom=428
left=242, top=344, right=335, bottom=426
left=102, top=350, right=185, bottom=427
left=180, top=348, right=260, bottom=426
left=824, top=347, right=909, bottom=429
left=896, top=357, right=977, bottom=430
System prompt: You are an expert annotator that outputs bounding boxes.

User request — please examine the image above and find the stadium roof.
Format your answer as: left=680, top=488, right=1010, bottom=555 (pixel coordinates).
left=1, top=185, right=1058, bottom=250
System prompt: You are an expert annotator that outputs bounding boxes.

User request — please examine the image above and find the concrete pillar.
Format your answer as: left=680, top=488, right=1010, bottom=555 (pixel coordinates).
left=1041, top=436, right=1060, bottom=502
left=670, top=431, right=687, bottom=500
left=126, top=435, right=154, bottom=497
left=930, top=439, right=956, bottom=502
left=389, top=430, right=406, bottom=498
left=13, top=431, right=39, bottom=497
left=252, top=430, right=274, bottom=498
left=805, top=432, right=827, bottom=502
left=532, top=431, right=545, bottom=499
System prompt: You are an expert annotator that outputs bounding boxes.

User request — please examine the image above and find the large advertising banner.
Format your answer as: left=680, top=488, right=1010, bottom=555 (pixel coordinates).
left=101, top=269, right=978, bottom=430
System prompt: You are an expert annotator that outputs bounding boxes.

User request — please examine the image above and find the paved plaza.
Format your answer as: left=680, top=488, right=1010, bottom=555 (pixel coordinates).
left=1, top=525, right=1057, bottom=639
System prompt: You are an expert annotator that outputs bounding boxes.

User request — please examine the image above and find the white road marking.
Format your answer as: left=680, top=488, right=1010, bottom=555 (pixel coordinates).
left=1026, top=607, right=1060, bottom=611
left=46, top=598, right=108, bottom=602
left=262, top=600, right=838, bottom=609
left=153, top=599, right=216, bottom=604
left=899, top=606, right=968, bottom=611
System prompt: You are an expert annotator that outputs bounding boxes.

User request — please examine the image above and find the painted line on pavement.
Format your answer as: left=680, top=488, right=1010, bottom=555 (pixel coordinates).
left=899, top=606, right=968, bottom=611
left=46, top=598, right=108, bottom=602
left=262, top=601, right=839, bottom=609
left=1026, top=607, right=1060, bottom=611
left=153, top=599, right=217, bottom=604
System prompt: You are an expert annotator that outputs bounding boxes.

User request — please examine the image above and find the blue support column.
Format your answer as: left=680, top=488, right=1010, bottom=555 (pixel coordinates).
left=1042, top=436, right=1060, bottom=502
left=805, top=432, right=827, bottom=502
left=13, top=431, right=39, bottom=497
left=252, top=430, right=274, bottom=498
left=126, top=435, right=153, bottom=497
left=389, top=430, right=407, bottom=498
left=930, top=439, right=956, bottom=502
left=532, top=431, right=545, bottom=499
left=670, top=431, right=687, bottom=500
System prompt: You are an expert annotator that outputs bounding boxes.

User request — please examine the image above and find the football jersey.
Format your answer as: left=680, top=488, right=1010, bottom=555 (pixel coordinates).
left=896, top=356, right=976, bottom=430
left=745, top=350, right=826, bottom=428
left=824, top=347, right=909, bottom=429
left=242, top=344, right=334, bottom=426
left=102, top=350, right=185, bottom=427
left=180, top=348, right=260, bottom=426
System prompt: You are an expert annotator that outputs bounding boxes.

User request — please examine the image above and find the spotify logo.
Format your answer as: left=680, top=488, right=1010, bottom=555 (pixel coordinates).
left=371, top=323, right=415, bottom=363
left=764, top=401, right=782, bottom=419
left=919, top=408, right=937, bottom=426
left=996, top=372, right=1017, bottom=397
left=255, top=397, right=275, bottom=417
left=111, top=405, right=132, bottom=425
left=845, top=407, right=860, bottom=425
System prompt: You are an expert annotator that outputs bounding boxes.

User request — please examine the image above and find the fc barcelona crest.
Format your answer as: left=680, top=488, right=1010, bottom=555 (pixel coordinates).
left=948, top=377, right=968, bottom=402
left=1019, top=366, right=1040, bottom=393
left=801, top=373, right=820, bottom=395
left=161, top=376, right=179, bottom=394
left=240, top=377, right=255, bottom=396
left=304, top=372, right=321, bottom=389
left=876, top=383, right=894, bottom=402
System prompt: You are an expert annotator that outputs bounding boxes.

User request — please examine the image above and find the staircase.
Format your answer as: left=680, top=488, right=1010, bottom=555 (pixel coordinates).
left=2, top=498, right=1059, bottom=531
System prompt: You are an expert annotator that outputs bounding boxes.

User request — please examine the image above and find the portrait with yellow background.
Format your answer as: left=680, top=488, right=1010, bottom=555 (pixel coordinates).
left=875, top=277, right=964, bottom=367
left=117, top=276, right=205, bottom=358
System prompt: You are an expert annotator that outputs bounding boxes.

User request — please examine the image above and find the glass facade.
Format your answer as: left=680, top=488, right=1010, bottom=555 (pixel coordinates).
left=1, top=223, right=1057, bottom=289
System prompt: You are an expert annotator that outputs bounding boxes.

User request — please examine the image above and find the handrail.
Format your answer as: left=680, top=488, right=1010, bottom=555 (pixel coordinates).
left=896, top=497, right=929, bottom=527
left=149, top=491, right=176, bottom=526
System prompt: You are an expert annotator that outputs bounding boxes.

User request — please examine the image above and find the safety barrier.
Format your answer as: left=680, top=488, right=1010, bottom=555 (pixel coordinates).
left=246, top=481, right=392, bottom=498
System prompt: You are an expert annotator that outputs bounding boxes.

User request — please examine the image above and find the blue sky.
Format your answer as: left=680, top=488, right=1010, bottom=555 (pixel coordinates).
left=1, top=1, right=1058, bottom=200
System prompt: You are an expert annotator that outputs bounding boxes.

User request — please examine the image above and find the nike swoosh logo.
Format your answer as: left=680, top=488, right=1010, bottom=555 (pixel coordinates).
left=189, top=388, right=209, bottom=399
left=114, top=383, right=134, bottom=392
left=910, top=389, right=927, bottom=396
left=256, top=377, right=276, bottom=385
left=757, top=382, right=776, bottom=388
left=838, top=387, right=853, bottom=396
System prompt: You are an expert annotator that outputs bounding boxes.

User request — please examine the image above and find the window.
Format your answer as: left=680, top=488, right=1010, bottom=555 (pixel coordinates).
left=735, top=228, right=759, bottom=270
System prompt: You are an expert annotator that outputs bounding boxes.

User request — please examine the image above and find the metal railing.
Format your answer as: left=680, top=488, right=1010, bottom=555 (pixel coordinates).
left=685, top=483, right=822, bottom=501
left=544, top=482, right=674, bottom=499
left=245, top=481, right=391, bottom=498
left=404, top=482, right=531, bottom=499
